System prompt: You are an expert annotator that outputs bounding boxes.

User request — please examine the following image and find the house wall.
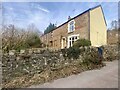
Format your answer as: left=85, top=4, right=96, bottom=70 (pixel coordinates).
left=72, top=12, right=89, bottom=40
left=52, top=22, right=68, bottom=49
left=41, top=6, right=107, bottom=49
left=41, top=32, right=53, bottom=47
left=90, top=6, right=107, bottom=46
left=52, top=12, right=89, bottom=49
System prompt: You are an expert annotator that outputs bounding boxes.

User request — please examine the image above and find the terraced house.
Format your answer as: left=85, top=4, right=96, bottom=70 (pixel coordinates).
left=41, top=5, right=107, bottom=49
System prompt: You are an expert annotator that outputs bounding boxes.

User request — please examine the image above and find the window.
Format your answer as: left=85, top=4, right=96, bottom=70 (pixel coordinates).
left=68, top=34, right=79, bottom=48
left=68, top=20, right=75, bottom=33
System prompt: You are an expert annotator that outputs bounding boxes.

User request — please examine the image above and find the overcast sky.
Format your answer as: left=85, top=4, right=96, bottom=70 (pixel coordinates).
left=2, top=2, right=118, bottom=33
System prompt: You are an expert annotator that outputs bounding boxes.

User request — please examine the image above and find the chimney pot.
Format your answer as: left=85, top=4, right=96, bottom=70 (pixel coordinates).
left=68, top=16, right=71, bottom=20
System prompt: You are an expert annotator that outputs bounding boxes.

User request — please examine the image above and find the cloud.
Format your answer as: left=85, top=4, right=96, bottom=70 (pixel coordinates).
left=30, top=3, right=50, bottom=13
left=3, top=2, right=118, bottom=31
left=8, top=7, right=14, bottom=11
left=37, top=7, right=50, bottom=13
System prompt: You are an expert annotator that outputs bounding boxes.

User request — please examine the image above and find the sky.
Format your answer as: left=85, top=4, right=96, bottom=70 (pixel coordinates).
left=2, top=2, right=118, bottom=33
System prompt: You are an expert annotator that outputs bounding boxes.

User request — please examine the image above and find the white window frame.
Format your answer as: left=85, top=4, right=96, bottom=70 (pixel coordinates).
left=67, top=34, right=79, bottom=48
left=68, top=20, right=75, bottom=33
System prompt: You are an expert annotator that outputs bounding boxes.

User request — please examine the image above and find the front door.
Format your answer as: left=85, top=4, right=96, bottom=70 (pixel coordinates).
left=61, top=37, right=66, bottom=49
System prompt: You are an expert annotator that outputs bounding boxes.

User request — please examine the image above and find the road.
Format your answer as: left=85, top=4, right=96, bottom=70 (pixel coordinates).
left=29, top=60, right=118, bottom=88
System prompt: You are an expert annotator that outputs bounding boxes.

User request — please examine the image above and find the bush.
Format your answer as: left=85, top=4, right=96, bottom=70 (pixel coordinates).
left=67, top=47, right=80, bottom=59
left=73, top=39, right=91, bottom=48
left=82, top=49, right=100, bottom=65
left=13, top=34, right=42, bottom=52
left=14, top=42, right=30, bottom=52
left=25, top=34, right=42, bottom=48
left=61, top=47, right=80, bottom=59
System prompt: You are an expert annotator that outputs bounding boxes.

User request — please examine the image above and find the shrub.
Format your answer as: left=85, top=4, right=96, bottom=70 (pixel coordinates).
left=14, top=42, right=30, bottom=52
left=14, top=34, right=42, bottom=52
left=25, top=34, right=42, bottom=48
left=61, top=47, right=80, bottom=59
left=67, top=47, right=80, bottom=59
left=73, top=39, right=91, bottom=48
left=82, top=48, right=101, bottom=66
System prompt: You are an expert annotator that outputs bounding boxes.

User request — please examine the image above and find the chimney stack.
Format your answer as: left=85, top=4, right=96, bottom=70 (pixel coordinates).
left=68, top=16, right=71, bottom=20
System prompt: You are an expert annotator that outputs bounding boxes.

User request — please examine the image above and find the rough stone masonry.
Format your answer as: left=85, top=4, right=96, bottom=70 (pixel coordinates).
left=2, top=45, right=118, bottom=88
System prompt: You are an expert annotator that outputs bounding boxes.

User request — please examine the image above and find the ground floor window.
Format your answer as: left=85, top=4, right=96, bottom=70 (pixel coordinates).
left=68, top=34, right=79, bottom=48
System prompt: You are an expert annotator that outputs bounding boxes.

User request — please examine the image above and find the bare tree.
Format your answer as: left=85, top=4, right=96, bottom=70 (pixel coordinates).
left=111, top=20, right=118, bottom=30
left=2, top=24, right=29, bottom=51
left=27, top=23, right=42, bottom=36
left=2, top=24, right=43, bottom=52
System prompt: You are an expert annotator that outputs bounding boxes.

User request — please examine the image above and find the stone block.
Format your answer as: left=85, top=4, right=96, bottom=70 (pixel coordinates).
left=20, top=50, right=25, bottom=54
left=9, top=50, right=15, bottom=55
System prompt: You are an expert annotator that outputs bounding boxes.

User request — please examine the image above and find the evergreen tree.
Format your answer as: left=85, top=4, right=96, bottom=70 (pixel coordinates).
left=44, top=23, right=56, bottom=34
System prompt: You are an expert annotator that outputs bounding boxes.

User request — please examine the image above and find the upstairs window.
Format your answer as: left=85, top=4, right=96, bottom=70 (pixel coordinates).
left=68, top=20, right=75, bottom=33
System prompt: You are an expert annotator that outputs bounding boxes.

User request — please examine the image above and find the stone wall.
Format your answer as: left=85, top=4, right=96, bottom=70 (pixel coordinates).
left=2, top=45, right=118, bottom=88
left=107, top=30, right=119, bottom=45
left=103, top=45, right=118, bottom=61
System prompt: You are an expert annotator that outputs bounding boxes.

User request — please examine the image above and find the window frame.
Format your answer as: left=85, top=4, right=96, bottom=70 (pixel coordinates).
left=68, top=20, right=75, bottom=33
left=67, top=34, right=79, bottom=48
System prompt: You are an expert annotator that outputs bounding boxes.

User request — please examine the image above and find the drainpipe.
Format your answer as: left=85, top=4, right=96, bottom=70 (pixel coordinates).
left=97, top=32, right=98, bottom=46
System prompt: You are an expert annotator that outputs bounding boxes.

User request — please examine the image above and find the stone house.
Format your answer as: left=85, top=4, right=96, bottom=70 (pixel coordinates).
left=41, top=5, right=107, bottom=49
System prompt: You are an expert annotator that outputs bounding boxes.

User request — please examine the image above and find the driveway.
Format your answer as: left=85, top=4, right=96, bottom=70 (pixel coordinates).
left=29, top=60, right=118, bottom=88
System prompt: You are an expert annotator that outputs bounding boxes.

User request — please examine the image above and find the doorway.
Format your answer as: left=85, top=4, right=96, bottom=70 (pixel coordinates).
left=61, top=37, right=66, bottom=49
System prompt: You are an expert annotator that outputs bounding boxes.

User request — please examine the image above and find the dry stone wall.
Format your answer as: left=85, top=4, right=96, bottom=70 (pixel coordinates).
left=103, top=45, right=118, bottom=61
left=2, top=45, right=118, bottom=88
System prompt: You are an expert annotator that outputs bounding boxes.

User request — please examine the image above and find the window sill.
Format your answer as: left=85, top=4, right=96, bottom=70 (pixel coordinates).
left=68, top=31, right=74, bottom=34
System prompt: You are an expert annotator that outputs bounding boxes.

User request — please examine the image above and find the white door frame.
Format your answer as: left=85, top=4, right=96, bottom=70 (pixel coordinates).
left=61, top=37, right=66, bottom=49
